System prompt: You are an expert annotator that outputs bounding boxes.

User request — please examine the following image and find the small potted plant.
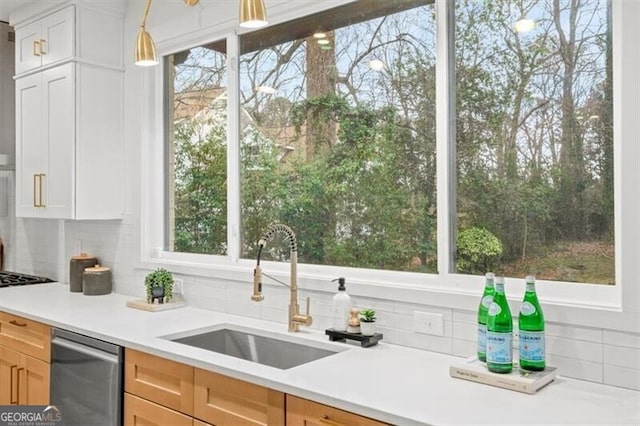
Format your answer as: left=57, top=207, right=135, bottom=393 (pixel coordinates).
left=359, top=308, right=377, bottom=336
left=145, top=268, right=174, bottom=304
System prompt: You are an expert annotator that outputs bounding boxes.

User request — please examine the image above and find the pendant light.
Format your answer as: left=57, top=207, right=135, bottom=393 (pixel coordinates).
left=135, top=0, right=267, bottom=66
left=239, top=0, right=268, bottom=28
left=134, top=0, right=158, bottom=66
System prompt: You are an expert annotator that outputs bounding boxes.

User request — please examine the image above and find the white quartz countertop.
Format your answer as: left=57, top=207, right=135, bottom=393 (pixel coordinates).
left=1, top=283, right=638, bottom=425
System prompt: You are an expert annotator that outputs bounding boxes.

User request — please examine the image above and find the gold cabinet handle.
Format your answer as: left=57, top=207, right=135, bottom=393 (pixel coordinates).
left=39, top=38, right=46, bottom=55
left=33, top=174, right=38, bottom=207
left=39, top=174, right=46, bottom=207
left=33, top=40, right=41, bottom=56
left=9, top=320, right=27, bottom=327
left=16, top=367, right=25, bottom=404
left=10, top=365, right=18, bottom=404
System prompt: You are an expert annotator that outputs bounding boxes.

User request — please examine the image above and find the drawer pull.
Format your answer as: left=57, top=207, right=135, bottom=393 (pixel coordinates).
left=9, top=320, right=28, bottom=327
left=33, top=40, right=41, bottom=56
left=318, top=415, right=344, bottom=426
left=17, top=367, right=25, bottom=404
left=39, top=39, right=46, bottom=55
left=10, top=365, right=18, bottom=404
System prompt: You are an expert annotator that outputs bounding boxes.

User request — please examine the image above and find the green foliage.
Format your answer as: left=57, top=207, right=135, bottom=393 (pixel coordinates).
left=359, top=308, right=377, bottom=323
left=456, top=227, right=503, bottom=275
left=173, top=117, right=227, bottom=255
left=145, top=268, right=174, bottom=302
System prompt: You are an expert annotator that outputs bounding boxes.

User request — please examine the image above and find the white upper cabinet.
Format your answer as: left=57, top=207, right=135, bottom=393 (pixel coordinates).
left=14, top=3, right=124, bottom=220
left=15, top=6, right=74, bottom=76
left=14, top=4, right=123, bottom=77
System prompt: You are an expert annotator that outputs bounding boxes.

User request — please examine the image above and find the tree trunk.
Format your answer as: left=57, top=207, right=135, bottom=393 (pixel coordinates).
left=305, top=32, right=338, bottom=161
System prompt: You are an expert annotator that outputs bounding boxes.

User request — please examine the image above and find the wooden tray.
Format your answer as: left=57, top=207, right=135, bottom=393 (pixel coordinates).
left=126, top=294, right=186, bottom=312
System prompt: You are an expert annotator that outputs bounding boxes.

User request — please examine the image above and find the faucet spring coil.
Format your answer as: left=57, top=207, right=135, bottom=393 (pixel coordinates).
left=259, top=224, right=297, bottom=252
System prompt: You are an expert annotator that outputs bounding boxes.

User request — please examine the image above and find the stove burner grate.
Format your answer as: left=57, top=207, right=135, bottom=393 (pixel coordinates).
left=0, top=271, right=54, bottom=287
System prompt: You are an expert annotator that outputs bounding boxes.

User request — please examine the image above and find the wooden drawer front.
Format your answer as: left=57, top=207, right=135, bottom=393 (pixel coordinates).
left=286, top=395, right=388, bottom=426
left=193, top=420, right=213, bottom=426
left=194, top=368, right=285, bottom=426
left=0, top=313, right=51, bottom=362
left=125, top=349, right=194, bottom=416
left=125, top=393, right=193, bottom=426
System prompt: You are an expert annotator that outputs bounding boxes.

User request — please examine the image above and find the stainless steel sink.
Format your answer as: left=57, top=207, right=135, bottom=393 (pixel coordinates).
left=165, top=325, right=342, bottom=369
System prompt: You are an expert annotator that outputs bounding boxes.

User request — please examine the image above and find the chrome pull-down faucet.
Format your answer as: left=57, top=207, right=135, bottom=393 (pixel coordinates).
left=252, top=224, right=312, bottom=332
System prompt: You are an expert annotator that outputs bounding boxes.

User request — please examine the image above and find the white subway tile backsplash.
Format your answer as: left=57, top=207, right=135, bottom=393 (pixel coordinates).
left=189, top=295, right=226, bottom=312
left=394, top=328, right=453, bottom=355
left=452, top=309, right=476, bottom=324
left=353, top=297, right=395, bottom=314
left=547, top=354, right=603, bottom=383
left=603, top=365, right=640, bottom=391
left=260, top=306, right=287, bottom=324
left=546, top=335, right=603, bottom=363
left=452, top=322, right=476, bottom=342
left=603, top=330, right=640, bottom=348
left=546, top=323, right=603, bottom=343
left=226, top=299, right=261, bottom=319
left=452, top=339, right=475, bottom=358
left=604, top=344, right=640, bottom=369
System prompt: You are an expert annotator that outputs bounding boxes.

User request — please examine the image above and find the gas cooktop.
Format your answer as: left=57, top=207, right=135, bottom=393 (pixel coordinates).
left=0, top=271, right=54, bottom=288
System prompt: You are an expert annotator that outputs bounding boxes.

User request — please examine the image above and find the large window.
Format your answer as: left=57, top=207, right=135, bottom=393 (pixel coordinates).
left=162, top=0, right=618, bottom=287
left=238, top=0, right=437, bottom=272
left=165, top=42, right=228, bottom=255
left=455, top=0, right=614, bottom=284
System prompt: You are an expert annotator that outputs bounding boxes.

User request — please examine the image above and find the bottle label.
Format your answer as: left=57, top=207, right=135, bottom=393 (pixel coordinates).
left=519, top=330, right=545, bottom=362
left=477, top=324, right=487, bottom=353
left=488, top=302, right=501, bottom=316
left=486, top=331, right=512, bottom=364
left=481, top=295, right=493, bottom=309
left=520, top=301, right=536, bottom=315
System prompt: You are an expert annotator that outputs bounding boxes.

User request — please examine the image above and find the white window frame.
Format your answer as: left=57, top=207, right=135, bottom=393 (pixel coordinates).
left=138, top=0, right=639, bottom=333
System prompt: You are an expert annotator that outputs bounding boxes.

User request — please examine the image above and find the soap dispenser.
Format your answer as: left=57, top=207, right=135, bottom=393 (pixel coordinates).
left=331, top=277, right=351, bottom=331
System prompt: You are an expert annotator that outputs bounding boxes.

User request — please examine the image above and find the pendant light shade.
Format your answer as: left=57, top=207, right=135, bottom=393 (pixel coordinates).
left=135, top=28, right=158, bottom=66
left=239, top=0, right=268, bottom=28
left=134, top=0, right=158, bottom=67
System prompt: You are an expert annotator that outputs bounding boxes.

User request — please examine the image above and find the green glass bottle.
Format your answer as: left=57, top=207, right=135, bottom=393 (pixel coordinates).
left=519, top=275, right=546, bottom=371
left=477, top=272, right=495, bottom=362
left=486, top=277, right=513, bottom=373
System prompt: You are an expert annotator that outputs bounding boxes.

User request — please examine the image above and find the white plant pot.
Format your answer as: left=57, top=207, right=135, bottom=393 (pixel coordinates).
left=360, top=321, right=376, bottom=336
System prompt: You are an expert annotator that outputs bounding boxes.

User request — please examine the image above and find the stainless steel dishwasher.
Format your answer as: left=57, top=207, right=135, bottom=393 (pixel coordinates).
left=50, top=328, right=123, bottom=426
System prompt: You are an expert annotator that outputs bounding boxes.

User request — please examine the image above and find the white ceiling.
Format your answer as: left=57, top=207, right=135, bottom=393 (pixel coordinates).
left=1, top=0, right=129, bottom=23
left=0, top=0, right=19, bottom=22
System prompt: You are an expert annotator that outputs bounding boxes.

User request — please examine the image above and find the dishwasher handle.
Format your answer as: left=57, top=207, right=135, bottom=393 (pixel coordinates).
left=52, top=336, right=121, bottom=364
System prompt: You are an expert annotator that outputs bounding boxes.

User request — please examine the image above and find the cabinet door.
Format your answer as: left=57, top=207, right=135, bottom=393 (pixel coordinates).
left=41, top=63, right=74, bottom=219
left=40, top=6, right=74, bottom=68
left=15, top=19, right=42, bottom=75
left=124, top=393, right=193, bottom=426
left=194, top=368, right=285, bottom=426
left=0, top=345, right=20, bottom=405
left=15, top=6, right=74, bottom=75
left=15, top=72, right=44, bottom=217
left=19, top=353, right=49, bottom=405
left=286, top=395, right=388, bottom=426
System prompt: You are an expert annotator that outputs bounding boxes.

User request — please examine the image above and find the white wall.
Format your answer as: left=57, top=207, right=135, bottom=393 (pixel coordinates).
left=1, top=0, right=638, bottom=392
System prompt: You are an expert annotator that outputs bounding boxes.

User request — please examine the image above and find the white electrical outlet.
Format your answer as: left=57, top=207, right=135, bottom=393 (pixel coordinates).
left=173, top=278, right=184, bottom=295
left=413, top=311, right=444, bottom=336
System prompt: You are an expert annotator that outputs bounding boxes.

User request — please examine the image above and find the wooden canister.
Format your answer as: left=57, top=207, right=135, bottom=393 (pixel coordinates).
left=69, top=253, right=98, bottom=292
left=82, top=264, right=112, bottom=295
